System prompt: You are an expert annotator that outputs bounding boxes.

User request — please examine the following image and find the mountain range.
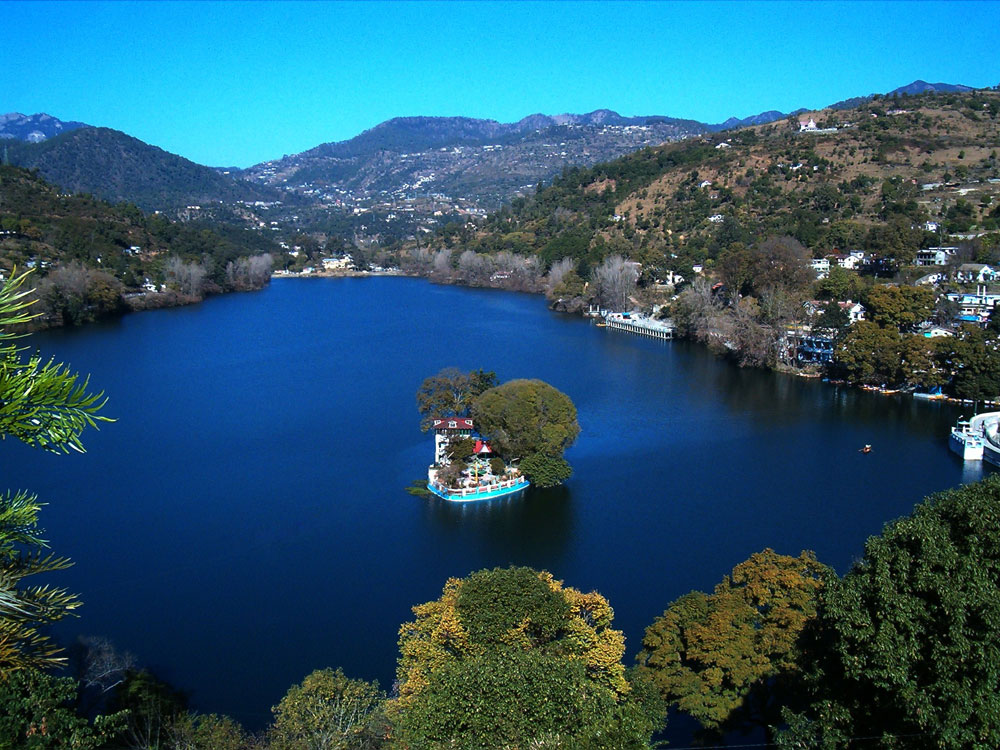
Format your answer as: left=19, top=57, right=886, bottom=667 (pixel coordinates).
left=0, top=79, right=983, bottom=219
left=0, top=112, right=89, bottom=143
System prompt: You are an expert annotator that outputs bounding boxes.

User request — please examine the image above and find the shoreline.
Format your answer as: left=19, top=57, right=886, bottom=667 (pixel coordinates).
left=271, top=269, right=412, bottom=279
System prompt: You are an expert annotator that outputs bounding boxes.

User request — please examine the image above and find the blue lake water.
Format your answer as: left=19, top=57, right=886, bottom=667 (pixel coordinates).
left=2, top=277, right=983, bottom=731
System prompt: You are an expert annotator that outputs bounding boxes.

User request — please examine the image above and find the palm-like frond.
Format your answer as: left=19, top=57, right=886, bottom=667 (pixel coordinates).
left=0, top=270, right=95, bottom=676
left=0, top=351, right=112, bottom=452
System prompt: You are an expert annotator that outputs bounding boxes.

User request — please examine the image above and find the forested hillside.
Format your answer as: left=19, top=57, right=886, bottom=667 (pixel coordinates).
left=4, top=127, right=280, bottom=212
left=442, top=89, right=1000, bottom=277
left=0, top=165, right=277, bottom=326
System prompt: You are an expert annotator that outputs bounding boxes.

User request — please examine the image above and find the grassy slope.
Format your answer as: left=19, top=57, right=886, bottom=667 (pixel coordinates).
left=457, top=90, right=1000, bottom=272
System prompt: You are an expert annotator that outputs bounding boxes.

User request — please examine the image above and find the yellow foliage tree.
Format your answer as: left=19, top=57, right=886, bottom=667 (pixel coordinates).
left=637, top=549, right=832, bottom=735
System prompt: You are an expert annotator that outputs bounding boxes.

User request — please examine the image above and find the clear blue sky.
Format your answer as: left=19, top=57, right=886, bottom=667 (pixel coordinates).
left=3, top=1, right=998, bottom=168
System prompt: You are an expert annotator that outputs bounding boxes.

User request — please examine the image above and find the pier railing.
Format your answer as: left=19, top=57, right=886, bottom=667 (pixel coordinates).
left=603, top=313, right=675, bottom=340
left=430, top=477, right=528, bottom=498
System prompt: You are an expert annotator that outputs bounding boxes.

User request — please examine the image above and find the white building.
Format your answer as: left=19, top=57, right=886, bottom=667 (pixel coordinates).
left=915, top=248, right=954, bottom=266
left=833, top=251, right=865, bottom=270
left=957, top=264, right=998, bottom=284
left=431, top=418, right=474, bottom=466
left=809, top=258, right=831, bottom=278
left=840, top=301, right=866, bottom=324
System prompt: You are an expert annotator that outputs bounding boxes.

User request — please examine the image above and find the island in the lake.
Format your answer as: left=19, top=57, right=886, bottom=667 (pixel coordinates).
left=426, top=417, right=529, bottom=501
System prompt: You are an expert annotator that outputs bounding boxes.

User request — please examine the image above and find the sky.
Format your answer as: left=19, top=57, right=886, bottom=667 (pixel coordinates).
left=3, top=1, right=999, bottom=168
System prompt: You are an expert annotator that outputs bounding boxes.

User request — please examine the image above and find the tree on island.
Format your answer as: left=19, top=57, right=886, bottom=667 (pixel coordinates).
left=390, top=566, right=663, bottom=749
left=417, top=370, right=579, bottom=488
left=471, top=378, right=580, bottom=488
left=415, top=367, right=497, bottom=431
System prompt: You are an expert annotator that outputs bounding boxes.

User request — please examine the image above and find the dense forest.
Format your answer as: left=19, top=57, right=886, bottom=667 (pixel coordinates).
left=0, top=165, right=277, bottom=327
left=4, top=128, right=280, bottom=212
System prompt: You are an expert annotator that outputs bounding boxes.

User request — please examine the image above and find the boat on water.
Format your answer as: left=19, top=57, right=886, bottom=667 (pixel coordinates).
left=948, top=419, right=986, bottom=461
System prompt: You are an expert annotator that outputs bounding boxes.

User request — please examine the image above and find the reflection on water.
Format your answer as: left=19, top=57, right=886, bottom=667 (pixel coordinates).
left=422, top=485, right=574, bottom=567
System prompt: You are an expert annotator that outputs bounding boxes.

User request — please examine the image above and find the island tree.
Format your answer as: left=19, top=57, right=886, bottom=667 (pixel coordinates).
left=391, top=566, right=663, bottom=748
left=471, top=378, right=580, bottom=488
left=637, top=549, right=831, bottom=738
left=415, top=367, right=497, bottom=431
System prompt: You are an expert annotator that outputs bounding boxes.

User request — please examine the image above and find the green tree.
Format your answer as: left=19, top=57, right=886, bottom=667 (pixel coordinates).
left=637, top=550, right=830, bottom=737
left=0, top=667, right=125, bottom=749
left=0, top=492, right=81, bottom=676
left=864, top=284, right=935, bottom=331
left=110, top=669, right=188, bottom=750
left=415, top=368, right=497, bottom=431
left=811, top=301, right=851, bottom=338
left=779, top=476, right=1000, bottom=749
left=0, top=270, right=111, bottom=676
left=392, top=567, right=663, bottom=748
left=899, top=334, right=948, bottom=388
left=168, top=713, right=256, bottom=750
left=949, top=324, right=1000, bottom=401
left=833, top=320, right=903, bottom=386
left=815, top=265, right=853, bottom=301
left=470, top=379, right=579, bottom=488
left=269, top=668, right=386, bottom=750
left=445, top=436, right=476, bottom=463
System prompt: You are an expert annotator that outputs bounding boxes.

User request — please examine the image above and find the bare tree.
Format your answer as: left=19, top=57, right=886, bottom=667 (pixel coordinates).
left=545, top=257, right=576, bottom=296
left=592, top=254, right=638, bottom=311
left=165, top=257, right=207, bottom=298
left=225, top=254, right=273, bottom=291
left=79, top=636, right=136, bottom=693
left=458, top=250, right=492, bottom=285
left=430, top=248, right=453, bottom=280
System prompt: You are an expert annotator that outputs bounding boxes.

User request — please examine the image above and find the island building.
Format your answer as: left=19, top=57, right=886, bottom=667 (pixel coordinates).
left=427, top=417, right=528, bottom=501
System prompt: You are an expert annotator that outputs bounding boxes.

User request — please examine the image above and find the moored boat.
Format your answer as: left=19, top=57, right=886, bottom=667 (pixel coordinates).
left=950, top=419, right=985, bottom=461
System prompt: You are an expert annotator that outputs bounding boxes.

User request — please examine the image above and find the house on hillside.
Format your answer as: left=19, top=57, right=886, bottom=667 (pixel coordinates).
left=915, top=247, right=955, bottom=266
left=921, top=325, right=954, bottom=338
left=957, top=264, right=998, bottom=284
left=839, top=301, right=866, bottom=324
left=833, top=251, right=865, bottom=270
left=946, top=288, right=1000, bottom=323
left=809, top=258, right=831, bottom=278
left=799, top=118, right=818, bottom=132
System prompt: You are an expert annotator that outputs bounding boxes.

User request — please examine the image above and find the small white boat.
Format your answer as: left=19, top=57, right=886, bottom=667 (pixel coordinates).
left=950, top=420, right=985, bottom=461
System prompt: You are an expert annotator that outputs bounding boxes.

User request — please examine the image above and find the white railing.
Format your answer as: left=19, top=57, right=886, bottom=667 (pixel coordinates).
left=431, top=477, right=527, bottom=497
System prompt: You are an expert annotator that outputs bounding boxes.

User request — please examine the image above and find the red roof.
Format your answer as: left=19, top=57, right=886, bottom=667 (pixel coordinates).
left=473, top=439, right=493, bottom=454
left=433, top=418, right=473, bottom=430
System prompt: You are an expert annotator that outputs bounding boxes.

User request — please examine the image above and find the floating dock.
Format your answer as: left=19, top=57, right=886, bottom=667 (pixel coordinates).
left=603, top=312, right=675, bottom=340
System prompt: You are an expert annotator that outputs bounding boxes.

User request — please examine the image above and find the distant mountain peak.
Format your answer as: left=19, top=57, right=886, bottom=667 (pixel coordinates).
left=0, top=112, right=90, bottom=143
left=888, top=80, right=974, bottom=96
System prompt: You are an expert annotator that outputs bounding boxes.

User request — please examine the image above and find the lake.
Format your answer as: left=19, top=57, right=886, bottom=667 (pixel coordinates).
left=2, top=277, right=983, bottom=732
